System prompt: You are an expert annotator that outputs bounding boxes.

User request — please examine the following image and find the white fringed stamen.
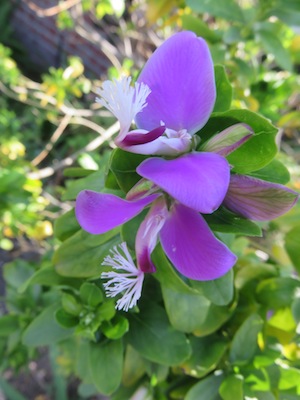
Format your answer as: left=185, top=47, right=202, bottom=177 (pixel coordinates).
left=96, top=77, right=151, bottom=136
left=101, top=242, right=144, bottom=312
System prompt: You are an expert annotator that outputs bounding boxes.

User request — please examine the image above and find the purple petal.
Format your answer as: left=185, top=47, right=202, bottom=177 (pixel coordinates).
left=119, top=131, right=192, bottom=156
left=137, top=152, right=230, bottom=213
left=223, top=174, right=299, bottom=221
left=201, top=123, right=254, bottom=156
left=136, top=198, right=168, bottom=273
left=75, top=190, right=159, bottom=234
left=118, top=126, right=165, bottom=146
left=160, top=203, right=237, bottom=280
left=135, top=31, right=215, bottom=135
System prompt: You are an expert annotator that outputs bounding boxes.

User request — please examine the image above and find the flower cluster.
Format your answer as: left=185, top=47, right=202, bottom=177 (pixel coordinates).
left=75, top=31, right=298, bottom=311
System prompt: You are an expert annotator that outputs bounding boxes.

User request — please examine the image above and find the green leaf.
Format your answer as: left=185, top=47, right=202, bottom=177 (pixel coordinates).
left=191, top=269, right=234, bottom=306
left=61, top=293, right=82, bottom=315
left=257, top=30, right=293, bottom=72
left=256, top=277, right=300, bottom=309
left=181, top=14, right=221, bottom=43
left=122, top=345, right=146, bottom=387
left=22, top=303, right=73, bottom=347
left=199, top=109, right=278, bottom=174
left=0, top=315, right=19, bottom=337
left=3, top=260, right=33, bottom=289
left=153, top=245, right=203, bottom=295
left=249, top=159, right=290, bottom=184
left=54, top=209, right=80, bottom=241
left=127, top=302, right=191, bottom=366
left=161, top=286, right=211, bottom=333
left=62, top=169, right=106, bottom=201
left=278, top=365, right=300, bottom=390
left=63, top=167, right=96, bottom=178
left=185, top=372, right=224, bottom=400
left=229, top=313, right=264, bottom=365
left=285, top=225, right=300, bottom=273
left=213, top=65, right=233, bottom=112
left=219, top=374, right=244, bottom=400
left=80, top=282, right=103, bottom=306
left=109, top=148, right=147, bottom=193
left=53, top=228, right=120, bottom=278
left=152, top=246, right=210, bottom=332
left=204, top=207, right=262, bottom=236
left=183, top=335, right=228, bottom=378
left=19, top=266, right=80, bottom=293
left=88, top=339, right=123, bottom=395
left=102, top=315, right=129, bottom=339
left=193, top=300, right=237, bottom=337
left=55, top=309, right=79, bottom=328
left=186, top=0, right=244, bottom=23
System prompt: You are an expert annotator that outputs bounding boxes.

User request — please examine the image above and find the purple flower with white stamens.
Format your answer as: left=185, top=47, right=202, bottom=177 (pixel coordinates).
left=76, top=151, right=237, bottom=298
left=96, top=31, right=216, bottom=155
left=76, top=31, right=299, bottom=311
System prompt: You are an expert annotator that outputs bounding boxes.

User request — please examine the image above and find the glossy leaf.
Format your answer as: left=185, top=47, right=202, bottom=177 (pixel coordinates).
left=79, top=282, right=104, bottom=307
left=88, top=339, right=123, bottom=395
left=285, top=225, right=300, bottom=273
left=213, top=65, right=232, bottom=112
left=22, top=303, right=73, bottom=347
left=249, top=159, right=290, bottom=185
left=182, top=335, right=228, bottom=378
left=199, top=110, right=278, bottom=174
left=256, top=277, right=300, bottom=309
left=191, top=269, right=234, bottom=306
left=219, top=374, right=244, bottom=400
left=108, top=148, right=147, bottom=193
left=19, top=266, right=80, bottom=293
left=53, top=228, right=120, bottom=278
left=127, top=302, right=191, bottom=366
left=203, top=207, right=262, bottom=236
left=54, top=209, right=80, bottom=242
left=185, top=372, right=224, bottom=400
left=229, top=313, right=264, bottom=365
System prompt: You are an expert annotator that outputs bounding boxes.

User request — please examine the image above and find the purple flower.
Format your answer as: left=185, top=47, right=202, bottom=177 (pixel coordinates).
left=96, top=31, right=215, bottom=155
left=76, top=152, right=237, bottom=310
left=223, top=174, right=299, bottom=221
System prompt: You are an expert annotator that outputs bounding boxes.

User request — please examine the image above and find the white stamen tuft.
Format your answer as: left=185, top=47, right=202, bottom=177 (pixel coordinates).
left=101, top=242, right=144, bottom=312
left=96, top=77, right=151, bottom=136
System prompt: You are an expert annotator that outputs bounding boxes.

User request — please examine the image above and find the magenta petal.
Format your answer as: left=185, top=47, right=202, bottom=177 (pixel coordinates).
left=223, top=174, right=299, bottom=221
left=137, top=152, right=230, bottom=213
left=135, top=31, right=215, bottom=134
left=136, top=198, right=168, bottom=273
left=75, top=190, right=159, bottom=234
left=160, top=203, right=237, bottom=280
left=118, top=126, right=165, bottom=146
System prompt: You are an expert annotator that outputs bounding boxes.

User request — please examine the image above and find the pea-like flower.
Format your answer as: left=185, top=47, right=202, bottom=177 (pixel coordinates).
left=96, top=31, right=216, bottom=155
left=76, top=31, right=299, bottom=311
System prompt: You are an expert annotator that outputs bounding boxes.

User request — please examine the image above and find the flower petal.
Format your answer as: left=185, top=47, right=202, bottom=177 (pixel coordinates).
left=201, top=123, right=254, bottom=156
left=135, top=198, right=168, bottom=273
left=135, top=31, right=215, bottom=135
left=119, top=130, right=192, bottom=156
left=137, top=152, right=230, bottom=213
left=160, top=203, right=237, bottom=280
left=76, top=190, right=159, bottom=234
left=223, top=174, right=299, bottom=221
left=118, top=126, right=165, bottom=146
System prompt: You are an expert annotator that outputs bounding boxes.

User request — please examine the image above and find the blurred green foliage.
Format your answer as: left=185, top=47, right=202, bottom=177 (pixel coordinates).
left=0, top=0, right=300, bottom=399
